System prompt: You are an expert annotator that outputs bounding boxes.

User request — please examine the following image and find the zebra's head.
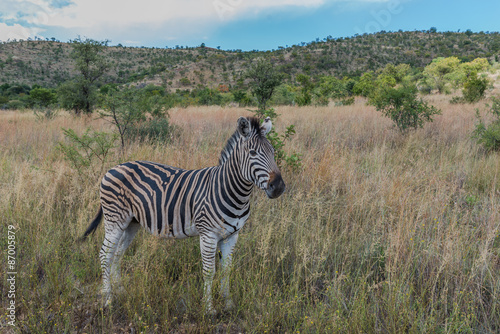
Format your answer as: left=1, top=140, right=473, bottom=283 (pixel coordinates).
left=235, top=116, right=285, bottom=199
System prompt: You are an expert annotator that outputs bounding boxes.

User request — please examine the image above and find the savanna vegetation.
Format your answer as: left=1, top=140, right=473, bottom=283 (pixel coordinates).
left=1, top=95, right=500, bottom=333
left=1, top=29, right=500, bottom=333
left=1, top=30, right=500, bottom=113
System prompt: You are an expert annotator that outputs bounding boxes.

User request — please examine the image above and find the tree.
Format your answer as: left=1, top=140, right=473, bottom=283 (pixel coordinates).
left=447, top=58, right=490, bottom=88
left=378, top=63, right=411, bottom=85
left=28, top=87, right=57, bottom=107
left=353, top=71, right=376, bottom=97
left=99, top=87, right=146, bottom=150
left=246, top=58, right=283, bottom=111
left=421, top=57, right=461, bottom=94
left=370, top=84, right=441, bottom=133
left=99, top=86, right=172, bottom=149
left=295, top=73, right=314, bottom=106
left=314, top=76, right=351, bottom=106
left=63, top=37, right=110, bottom=114
left=57, top=80, right=87, bottom=113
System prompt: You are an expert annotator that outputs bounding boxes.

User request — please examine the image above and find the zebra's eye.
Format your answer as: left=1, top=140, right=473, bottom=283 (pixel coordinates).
left=249, top=149, right=257, bottom=157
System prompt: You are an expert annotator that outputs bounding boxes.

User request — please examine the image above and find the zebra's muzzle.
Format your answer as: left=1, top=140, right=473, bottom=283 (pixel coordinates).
left=265, top=173, right=285, bottom=199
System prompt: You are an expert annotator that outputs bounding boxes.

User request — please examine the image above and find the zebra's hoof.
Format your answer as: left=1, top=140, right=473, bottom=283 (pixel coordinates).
left=224, top=299, right=235, bottom=311
left=100, top=290, right=112, bottom=307
left=204, top=305, right=217, bottom=317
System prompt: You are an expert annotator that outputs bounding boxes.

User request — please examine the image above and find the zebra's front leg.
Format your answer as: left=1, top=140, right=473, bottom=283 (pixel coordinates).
left=218, top=232, right=239, bottom=311
left=199, top=233, right=218, bottom=315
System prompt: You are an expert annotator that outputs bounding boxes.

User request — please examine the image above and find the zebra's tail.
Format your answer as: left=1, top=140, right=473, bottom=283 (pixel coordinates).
left=80, top=206, right=103, bottom=241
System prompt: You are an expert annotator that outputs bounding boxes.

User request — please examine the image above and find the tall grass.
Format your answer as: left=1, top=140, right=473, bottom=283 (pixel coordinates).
left=1, top=100, right=499, bottom=333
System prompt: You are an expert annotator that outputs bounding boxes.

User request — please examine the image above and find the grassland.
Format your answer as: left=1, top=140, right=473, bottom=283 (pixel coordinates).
left=1, top=97, right=499, bottom=333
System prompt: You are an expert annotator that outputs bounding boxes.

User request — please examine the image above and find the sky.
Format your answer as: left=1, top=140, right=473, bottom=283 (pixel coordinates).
left=1, top=0, right=499, bottom=51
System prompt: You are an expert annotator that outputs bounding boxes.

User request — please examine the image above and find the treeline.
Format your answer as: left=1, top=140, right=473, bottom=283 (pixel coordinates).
left=0, top=56, right=494, bottom=112
left=1, top=30, right=499, bottom=90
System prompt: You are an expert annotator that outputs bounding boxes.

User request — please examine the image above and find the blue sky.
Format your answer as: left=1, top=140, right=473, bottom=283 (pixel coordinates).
left=1, top=0, right=499, bottom=51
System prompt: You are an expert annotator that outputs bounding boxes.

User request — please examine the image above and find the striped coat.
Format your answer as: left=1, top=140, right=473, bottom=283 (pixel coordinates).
left=82, top=116, right=285, bottom=314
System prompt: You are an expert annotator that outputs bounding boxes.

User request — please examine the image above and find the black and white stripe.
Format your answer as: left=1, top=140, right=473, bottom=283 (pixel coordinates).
left=82, top=116, right=285, bottom=313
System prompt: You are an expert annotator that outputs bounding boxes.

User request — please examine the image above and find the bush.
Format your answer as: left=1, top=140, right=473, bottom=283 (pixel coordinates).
left=179, top=77, right=191, bottom=86
left=5, top=100, right=25, bottom=110
left=370, top=84, right=441, bottom=133
left=353, top=71, right=376, bottom=97
left=28, top=87, right=57, bottom=108
left=57, top=79, right=91, bottom=114
left=252, top=108, right=301, bottom=171
left=449, top=96, right=465, bottom=104
left=128, top=117, right=178, bottom=143
left=34, top=107, right=58, bottom=121
left=313, top=76, right=351, bottom=106
left=270, top=84, right=296, bottom=106
left=0, top=95, right=9, bottom=108
left=474, top=121, right=500, bottom=151
left=473, top=96, right=500, bottom=151
left=232, top=90, right=253, bottom=107
left=296, top=74, right=313, bottom=106
left=58, top=128, right=117, bottom=181
left=191, top=88, right=223, bottom=105
left=462, top=72, right=488, bottom=103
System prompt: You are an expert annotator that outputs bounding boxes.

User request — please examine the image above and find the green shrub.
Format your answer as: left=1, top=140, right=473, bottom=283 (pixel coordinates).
left=313, top=76, right=351, bottom=106
left=462, top=72, right=488, bottom=103
left=474, top=121, right=500, bottom=151
left=296, top=74, right=313, bottom=106
left=232, top=90, right=253, bottom=107
left=28, top=87, right=57, bottom=108
left=449, top=96, right=464, bottom=104
left=190, top=87, right=223, bottom=105
left=58, top=128, right=117, bottom=181
left=128, top=117, right=178, bottom=143
left=353, top=71, right=376, bottom=97
left=179, top=77, right=191, bottom=86
left=33, top=107, right=58, bottom=121
left=370, top=84, right=441, bottom=133
left=57, top=79, right=91, bottom=114
left=98, top=86, right=173, bottom=149
left=6, top=99, right=25, bottom=110
left=252, top=108, right=301, bottom=171
left=270, top=84, right=296, bottom=106
left=473, top=96, right=500, bottom=151
left=0, top=95, right=9, bottom=107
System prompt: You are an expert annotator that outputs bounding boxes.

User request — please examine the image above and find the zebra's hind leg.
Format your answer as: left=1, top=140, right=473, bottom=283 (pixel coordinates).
left=99, top=219, right=126, bottom=306
left=218, top=232, right=239, bottom=311
left=110, top=221, right=141, bottom=292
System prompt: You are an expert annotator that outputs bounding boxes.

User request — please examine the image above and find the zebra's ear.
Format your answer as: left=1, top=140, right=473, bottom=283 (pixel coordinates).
left=261, top=117, right=272, bottom=136
left=237, top=117, right=251, bottom=139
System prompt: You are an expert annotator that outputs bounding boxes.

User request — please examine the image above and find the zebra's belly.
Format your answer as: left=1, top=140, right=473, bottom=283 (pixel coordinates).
left=152, top=215, right=199, bottom=239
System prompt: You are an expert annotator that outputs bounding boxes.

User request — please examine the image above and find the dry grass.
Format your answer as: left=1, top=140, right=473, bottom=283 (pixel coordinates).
left=1, top=98, right=499, bottom=333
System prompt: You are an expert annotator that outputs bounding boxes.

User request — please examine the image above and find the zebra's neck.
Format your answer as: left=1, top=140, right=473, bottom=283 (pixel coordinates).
left=214, top=145, right=253, bottom=208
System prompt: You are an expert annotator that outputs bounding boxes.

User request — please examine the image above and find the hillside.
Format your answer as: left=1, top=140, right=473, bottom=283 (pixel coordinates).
left=1, top=30, right=499, bottom=90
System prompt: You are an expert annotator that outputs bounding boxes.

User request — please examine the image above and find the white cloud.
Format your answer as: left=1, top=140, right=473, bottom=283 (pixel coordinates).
left=0, top=0, right=397, bottom=43
left=0, top=22, right=44, bottom=41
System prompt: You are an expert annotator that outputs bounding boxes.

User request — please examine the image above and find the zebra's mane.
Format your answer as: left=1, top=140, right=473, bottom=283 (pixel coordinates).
left=218, top=117, right=262, bottom=165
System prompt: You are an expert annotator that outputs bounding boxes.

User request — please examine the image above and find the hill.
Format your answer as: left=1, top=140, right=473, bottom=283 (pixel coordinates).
left=1, top=30, right=499, bottom=90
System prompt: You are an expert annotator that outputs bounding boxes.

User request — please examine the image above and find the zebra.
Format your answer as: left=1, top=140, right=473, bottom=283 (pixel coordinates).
left=81, top=116, right=285, bottom=314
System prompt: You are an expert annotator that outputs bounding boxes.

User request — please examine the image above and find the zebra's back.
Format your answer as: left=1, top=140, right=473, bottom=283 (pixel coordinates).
left=100, top=161, right=212, bottom=238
